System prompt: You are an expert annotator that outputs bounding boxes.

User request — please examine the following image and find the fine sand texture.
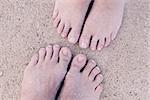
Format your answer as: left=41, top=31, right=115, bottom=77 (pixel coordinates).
left=0, top=0, right=149, bottom=100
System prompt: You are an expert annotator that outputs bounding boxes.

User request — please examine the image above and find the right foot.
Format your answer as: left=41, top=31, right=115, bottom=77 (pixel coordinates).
left=53, top=0, right=92, bottom=44
left=59, top=54, right=103, bottom=100
left=21, top=44, right=72, bottom=100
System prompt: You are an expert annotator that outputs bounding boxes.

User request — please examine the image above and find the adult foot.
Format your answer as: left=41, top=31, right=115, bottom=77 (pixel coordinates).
left=21, top=44, right=72, bottom=100
left=59, top=54, right=103, bottom=100
left=53, top=0, right=92, bottom=44
left=79, top=0, right=125, bottom=51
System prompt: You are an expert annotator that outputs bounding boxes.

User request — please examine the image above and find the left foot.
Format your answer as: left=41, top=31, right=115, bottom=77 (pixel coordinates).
left=79, top=0, right=125, bottom=51
left=21, top=45, right=72, bottom=100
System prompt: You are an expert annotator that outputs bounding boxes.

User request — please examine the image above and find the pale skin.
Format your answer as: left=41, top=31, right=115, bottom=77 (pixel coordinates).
left=53, top=0, right=125, bottom=51
left=21, top=44, right=103, bottom=100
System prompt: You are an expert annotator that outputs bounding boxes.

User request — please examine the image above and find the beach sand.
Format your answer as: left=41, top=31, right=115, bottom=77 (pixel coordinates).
left=0, top=0, right=149, bottom=100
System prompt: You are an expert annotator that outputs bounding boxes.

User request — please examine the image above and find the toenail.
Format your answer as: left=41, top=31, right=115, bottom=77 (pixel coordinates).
left=91, top=47, right=96, bottom=51
left=48, top=45, right=52, bottom=48
left=0, top=70, right=3, bottom=77
left=77, top=55, right=85, bottom=62
left=81, top=42, right=87, bottom=48
left=95, top=67, right=100, bottom=71
left=91, top=59, right=96, bottom=64
left=62, top=49, right=68, bottom=56
left=97, top=48, right=102, bottom=51
left=40, top=48, right=45, bottom=51
left=54, top=44, right=60, bottom=48
left=61, top=33, right=66, bottom=37
left=69, top=38, right=76, bottom=43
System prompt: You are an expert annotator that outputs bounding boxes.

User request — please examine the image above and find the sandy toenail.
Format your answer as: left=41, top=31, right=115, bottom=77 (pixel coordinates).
left=77, top=55, right=85, bottom=62
left=62, top=49, right=68, bottom=56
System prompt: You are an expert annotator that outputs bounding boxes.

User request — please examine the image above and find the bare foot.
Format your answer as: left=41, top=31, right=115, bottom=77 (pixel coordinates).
left=59, top=54, right=103, bottom=100
left=21, top=45, right=72, bottom=100
left=53, top=0, right=92, bottom=44
left=79, top=0, right=125, bottom=51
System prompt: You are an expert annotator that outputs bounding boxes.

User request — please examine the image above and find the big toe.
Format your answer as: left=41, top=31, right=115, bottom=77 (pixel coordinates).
left=70, top=54, right=87, bottom=72
left=68, top=25, right=81, bottom=44
left=79, top=29, right=91, bottom=49
left=59, top=47, right=72, bottom=69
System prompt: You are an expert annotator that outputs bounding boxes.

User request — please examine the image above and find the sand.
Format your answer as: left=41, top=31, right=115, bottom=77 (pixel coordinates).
left=0, top=0, right=149, bottom=100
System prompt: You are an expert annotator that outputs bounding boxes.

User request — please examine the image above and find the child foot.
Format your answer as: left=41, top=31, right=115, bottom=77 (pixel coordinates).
left=53, top=0, right=92, bottom=44
left=79, top=0, right=125, bottom=51
left=21, top=44, right=72, bottom=100
left=59, top=54, right=103, bottom=100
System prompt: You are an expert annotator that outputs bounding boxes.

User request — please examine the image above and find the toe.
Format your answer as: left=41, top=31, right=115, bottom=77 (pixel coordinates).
left=38, top=48, right=46, bottom=64
left=68, top=26, right=81, bottom=44
left=70, top=54, right=87, bottom=72
left=61, top=23, right=71, bottom=38
left=90, top=37, right=98, bottom=51
left=59, top=47, right=72, bottom=68
left=79, top=32, right=91, bottom=49
left=104, top=36, right=111, bottom=47
left=57, top=21, right=65, bottom=34
left=53, top=16, right=61, bottom=28
left=97, top=39, right=105, bottom=51
left=111, top=32, right=117, bottom=41
left=52, top=9, right=59, bottom=20
left=95, top=84, right=103, bottom=96
left=83, top=59, right=97, bottom=76
left=93, top=74, right=103, bottom=87
left=45, top=45, right=53, bottom=62
left=51, top=44, right=61, bottom=63
left=89, top=66, right=101, bottom=81
left=28, top=53, right=39, bottom=66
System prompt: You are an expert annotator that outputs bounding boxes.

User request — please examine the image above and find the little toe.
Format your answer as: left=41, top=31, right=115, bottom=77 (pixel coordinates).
left=61, top=23, right=71, bottom=38
left=95, top=84, right=103, bottom=96
left=70, top=54, right=87, bottom=72
left=93, top=74, right=103, bottom=87
left=45, top=45, right=53, bottom=62
left=111, top=32, right=117, bottom=41
left=51, top=44, right=61, bottom=63
left=38, top=48, right=46, bottom=64
left=57, top=21, right=65, bottom=34
left=53, top=16, right=61, bottom=28
left=97, top=39, right=105, bottom=51
left=83, top=59, right=97, bottom=76
left=52, top=9, right=59, bottom=20
left=68, top=26, right=81, bottom=44
left=104, top=36, right=111, bottom=47
left=59, top=47, right=72, bottom=68
left=28, top=53, right=39, bottom=67
left=79, top=33, right=91, bottom=49
left=89, top=66, right=101, bottom=81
